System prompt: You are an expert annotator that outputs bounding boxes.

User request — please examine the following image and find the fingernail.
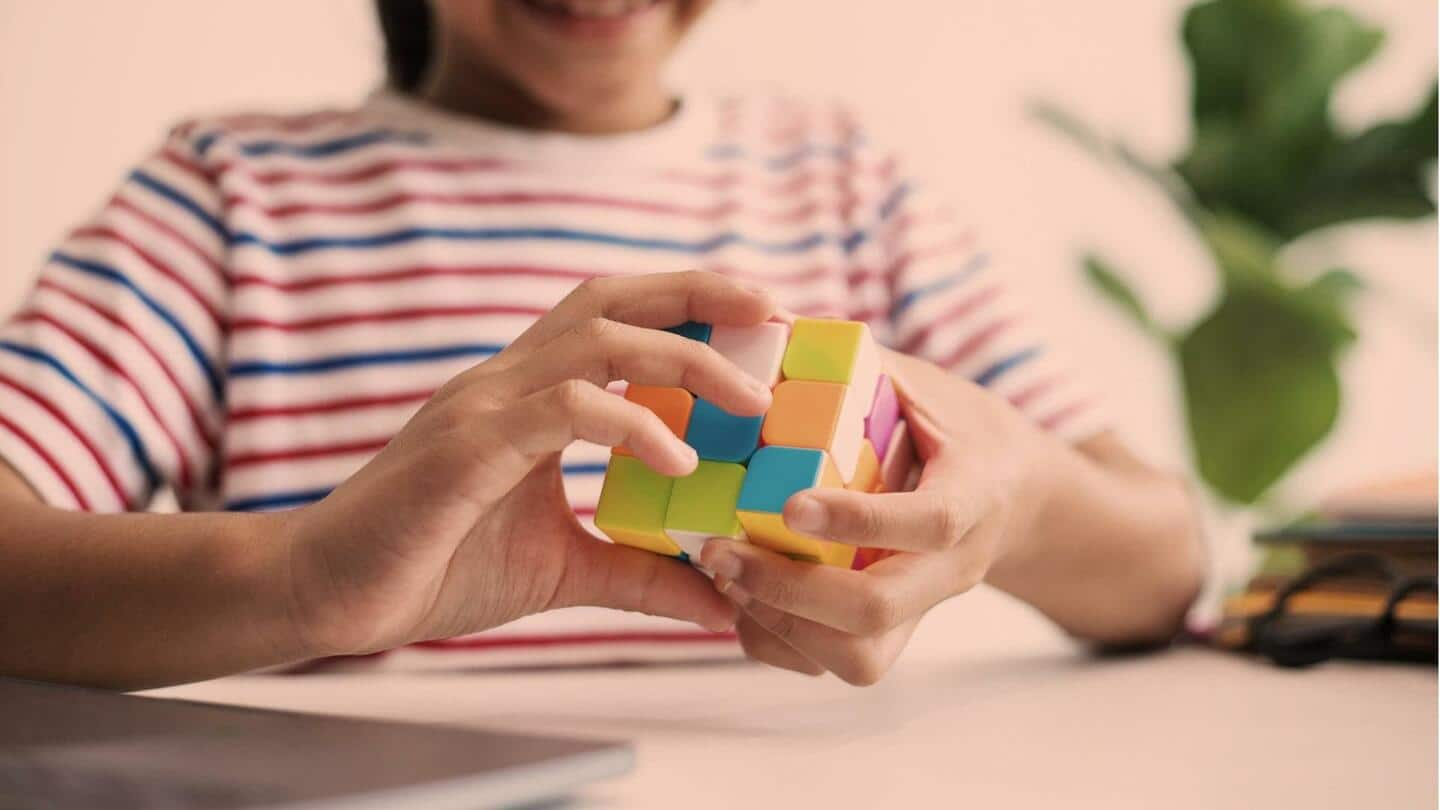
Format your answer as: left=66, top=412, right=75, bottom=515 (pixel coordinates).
left=786, top=495, right=828, bottom=534
left=704, top=544, right=742, bottom=582
left=715, top=576, right=751, bottom=607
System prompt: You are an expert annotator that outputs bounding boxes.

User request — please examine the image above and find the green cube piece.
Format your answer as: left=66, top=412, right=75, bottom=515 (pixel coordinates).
left=594, top=456, right=683, bottom=558
left=664, top=461, right=746, bottom=560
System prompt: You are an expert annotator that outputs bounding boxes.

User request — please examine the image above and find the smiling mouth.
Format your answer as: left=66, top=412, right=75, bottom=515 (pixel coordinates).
left=518, top=0, right=663, bottom=22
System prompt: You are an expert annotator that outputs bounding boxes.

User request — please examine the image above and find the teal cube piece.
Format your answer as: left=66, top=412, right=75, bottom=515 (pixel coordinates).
left=665, top=321, right=712, bottom=343
left=685, top=398, right=762, bottom=463
left=737, top=447, right=828, bottom=515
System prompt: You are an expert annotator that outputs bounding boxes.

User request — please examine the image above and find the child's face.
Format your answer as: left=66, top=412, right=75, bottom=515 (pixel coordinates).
left=432, top=0, right=714, bottom=108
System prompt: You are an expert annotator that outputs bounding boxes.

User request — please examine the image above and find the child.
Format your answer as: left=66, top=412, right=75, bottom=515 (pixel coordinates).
left=0, top=0, right=1203, bottom=689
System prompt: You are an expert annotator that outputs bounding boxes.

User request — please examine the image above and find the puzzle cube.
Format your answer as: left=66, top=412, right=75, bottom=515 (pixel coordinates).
left=593, top=316, right=919, bottom=569
left=736, top=446, right=856, bottom=568
left=613, top=385, right=693, bottom=458
left=762, top=380, right=867, bottom=483
left=666, top=321, right=712, bottom=343
left=865, top=375, right=901, bottom=461
left=879, top=419, right=918, bottom=494
left=594, top=455, right=684, bottom=558
left=848, top=439, right=882, bottom=494
left=664, top=461, right=746, bottom=560
left=708, top=322, right=788, bottom=388
left=686, top=397, right=763, bottom=463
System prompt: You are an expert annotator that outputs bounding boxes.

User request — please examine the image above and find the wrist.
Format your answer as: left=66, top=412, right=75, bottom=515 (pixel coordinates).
left=242, top=508, right=336, bottom=664
left=985, top=417, right=1067, bottom=583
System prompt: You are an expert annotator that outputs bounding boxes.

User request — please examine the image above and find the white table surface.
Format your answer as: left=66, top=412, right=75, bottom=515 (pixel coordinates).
left=150, top=588, right=1438, bottom=809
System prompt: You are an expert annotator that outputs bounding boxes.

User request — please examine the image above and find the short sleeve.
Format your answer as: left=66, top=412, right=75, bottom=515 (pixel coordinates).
left=0, top=126, right=230, bottom=511
left=866, top=165, right=1105, bottom=442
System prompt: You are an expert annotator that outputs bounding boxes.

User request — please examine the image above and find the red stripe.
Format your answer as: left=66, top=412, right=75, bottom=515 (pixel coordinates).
left=935, top=317, right=1018, bottom=370
left=1008, top=376, right=1059, bottom=411
left=70, top=225, right=226, bottom=333
left=1040, top=400, right=1090, bottom=432
left=34, top=279, right=219, bottom=453
left=219, top=155, right=510, bottom=186
left=227, top=437, right=390, bottom=469
left=14, top=311, right=195, bottom=491
left=223, top=189, right=845, bottom=225
left=228, top=389, right=433, bottom=422
left=214, top=150, right=893, bottom=196
left=156, top=148, right=216, bottom=188
left=110, top=194, right=228, bottom=290
left=899, top=284, right=1003, bottom=353
left=0, top=409, right=92, bottom=511
left=0, top=373, right=128, bottom=508
left=411, top=630, right=737, bottom=651
left=230, top=261, right=893, bottom=295
left=231, top=304, right=547, bottom=333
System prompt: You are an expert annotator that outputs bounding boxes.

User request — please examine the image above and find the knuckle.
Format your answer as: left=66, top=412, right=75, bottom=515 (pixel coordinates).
left=575, top=316, right=618, bottom=344
left=570, top=277, right=607, bottom=309
left=550, top=378, right=593, bottom=414
left=838, top=641, right=889, bottom=687
left=934, top=498, right=966, bottom=549
left=765, top=610, right=799, bottom=643
left=855, top=584, right=902, bottom=634
left=839, top=500, right=884, bottom=543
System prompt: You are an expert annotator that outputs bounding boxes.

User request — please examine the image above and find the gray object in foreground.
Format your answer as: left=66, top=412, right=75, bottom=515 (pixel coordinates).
left=0, top=676, right=632, bottom=809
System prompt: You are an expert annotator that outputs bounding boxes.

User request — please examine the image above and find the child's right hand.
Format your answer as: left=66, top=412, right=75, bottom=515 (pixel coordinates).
left=279, top=272, right=776, bottom=658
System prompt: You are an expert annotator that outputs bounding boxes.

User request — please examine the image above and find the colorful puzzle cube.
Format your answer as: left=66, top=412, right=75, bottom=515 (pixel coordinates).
left=593, top=317, right=919, bottom=569
left=736, top=447, right=854, bottom=568
left=664, top=461, right=746, bottom=560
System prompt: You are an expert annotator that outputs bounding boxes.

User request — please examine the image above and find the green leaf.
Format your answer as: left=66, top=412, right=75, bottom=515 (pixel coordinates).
left=1176, top=0, right=1435, bottom=240
left=1178, top=283, right=1349, bottom=504
left=1195, top=211, right=1282, bottom=284
left=1083, top=255, right=1161, bottom=337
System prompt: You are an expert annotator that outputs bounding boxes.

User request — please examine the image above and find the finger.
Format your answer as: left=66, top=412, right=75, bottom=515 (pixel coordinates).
left=504, top=318, right=772, bottom=416
left=782, top=488, right=983, bottom=553
left=701, top=538, right=925, bottom=636
left=735, top=616, right=825, bottom=677
left=738, top=601, right=899, bottom=686
left=495, top=379, right=698, bottom=476
left=508, top=271, right=776, bottom=354
left=555, top=533, right=740, bottom=633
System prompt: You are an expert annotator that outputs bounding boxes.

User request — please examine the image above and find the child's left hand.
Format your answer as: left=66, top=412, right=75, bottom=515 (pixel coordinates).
left=699, top=350, right=1057, bottom=685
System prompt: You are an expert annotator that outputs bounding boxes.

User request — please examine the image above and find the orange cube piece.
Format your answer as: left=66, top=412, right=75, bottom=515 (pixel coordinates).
left=614, top=385, right=693, bottom=458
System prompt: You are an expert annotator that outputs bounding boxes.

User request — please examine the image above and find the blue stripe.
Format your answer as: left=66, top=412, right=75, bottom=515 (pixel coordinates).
left=230, top=226, right=860, bottom=258
left=226, top=487, right=331, bottom=512
left=193, top=132, right=220, bottom=157
left=704, top=141, right=865, bottom=171
left=129, top=170, right=229, bottom=243
left=226, top=464, right=611, bottom=511
left=890, top=253, right=990, bottom=320
left=229, top=343, right=504, bottom=377
left=974, top=347, right=1041, bottom=387
left=238, top=130, right=426, bottom=158
left=877, top=182, right=911, bottom=221
left=0, top=341, right=160, bottom=492
left=50, top=252, right=223, bottom=401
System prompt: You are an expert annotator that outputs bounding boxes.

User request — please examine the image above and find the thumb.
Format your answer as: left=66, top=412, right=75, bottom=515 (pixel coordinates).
left=784, top=488, right=977, bottom=553
left=553, top=533, right=739, bottom=633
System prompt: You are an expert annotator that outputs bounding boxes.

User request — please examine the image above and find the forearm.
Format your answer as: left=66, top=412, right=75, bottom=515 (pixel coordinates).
left=987, top=432, right=1204, bottom=645
left=0, top=488, right=310, bottom=690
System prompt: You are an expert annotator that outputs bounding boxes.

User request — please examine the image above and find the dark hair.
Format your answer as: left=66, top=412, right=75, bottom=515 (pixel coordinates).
left=375, top=0, right=434, bottom=92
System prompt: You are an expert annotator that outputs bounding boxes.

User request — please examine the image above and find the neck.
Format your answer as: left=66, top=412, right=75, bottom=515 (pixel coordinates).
left=417, top=38, right=674, bottom=135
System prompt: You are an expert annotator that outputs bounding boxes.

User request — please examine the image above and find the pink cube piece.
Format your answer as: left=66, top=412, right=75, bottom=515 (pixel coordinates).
left=864, top=375, right=901, bottom=461
left=879, top=420, right=917, bottom=494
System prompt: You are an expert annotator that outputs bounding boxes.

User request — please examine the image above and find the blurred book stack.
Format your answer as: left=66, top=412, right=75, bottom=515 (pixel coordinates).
left=1215, top=472, right=1438, bottom=667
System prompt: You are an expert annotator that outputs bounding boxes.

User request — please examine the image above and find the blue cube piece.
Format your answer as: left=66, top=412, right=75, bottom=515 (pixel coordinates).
left=685, top=398, right=762, bottom=463
left=737, top=447, right=829, bottom=515
left=665, top=321, right=712, bottom=343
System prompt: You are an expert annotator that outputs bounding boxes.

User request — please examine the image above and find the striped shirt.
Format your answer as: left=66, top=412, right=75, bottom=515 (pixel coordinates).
left=0, top=91, right=1099, bottom=659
